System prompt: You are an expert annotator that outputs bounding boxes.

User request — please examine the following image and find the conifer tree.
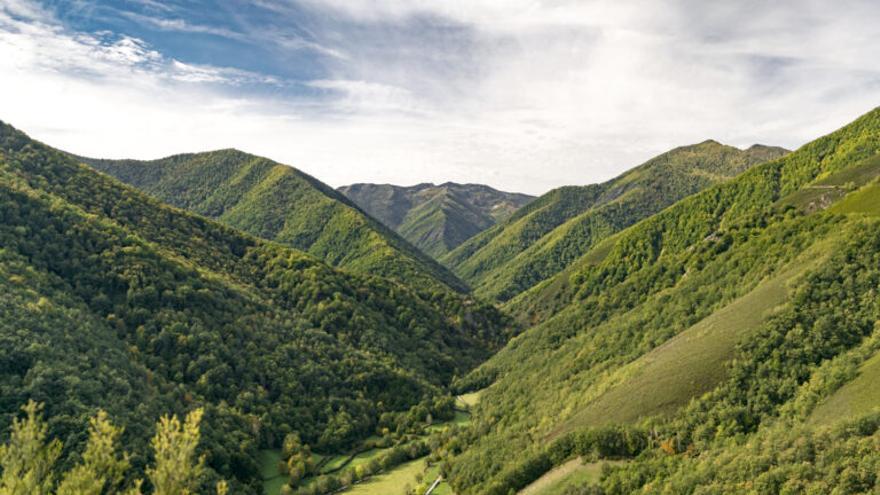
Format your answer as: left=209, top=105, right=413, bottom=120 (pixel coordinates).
left=0, top=401, right=61, bottom=495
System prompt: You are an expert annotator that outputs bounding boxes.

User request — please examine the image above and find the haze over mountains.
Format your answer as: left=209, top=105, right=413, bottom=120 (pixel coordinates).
left=4, top=106, right=880, bottom=495
left=338, top=182, right=534, bottom=258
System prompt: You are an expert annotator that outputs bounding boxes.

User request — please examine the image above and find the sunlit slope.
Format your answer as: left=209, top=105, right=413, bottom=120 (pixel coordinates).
left=86, top=151, right=468, bottom=292
left=809, top=351, right=880, bottom=426
left=445, top=107, right=880, bottom=494
left=551, top=241, right=829, bottom=436
left=443, top=141, right=787, bottom=301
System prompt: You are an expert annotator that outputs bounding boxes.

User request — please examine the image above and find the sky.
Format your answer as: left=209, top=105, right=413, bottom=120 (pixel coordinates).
left=1, top=1, right=879, bottom=195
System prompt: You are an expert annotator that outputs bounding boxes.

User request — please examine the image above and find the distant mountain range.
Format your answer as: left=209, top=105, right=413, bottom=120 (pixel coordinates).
left=442, top=141, right=789, bottom=302
left=84, top=150, right=468, bottom=292
left=338, top=182, right=534, bottom=258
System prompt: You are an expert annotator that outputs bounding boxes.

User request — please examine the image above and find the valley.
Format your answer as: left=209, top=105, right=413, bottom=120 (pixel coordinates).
left=3, top=3, right=880, bottom=494
left=3, top=109, right=880, bottom=494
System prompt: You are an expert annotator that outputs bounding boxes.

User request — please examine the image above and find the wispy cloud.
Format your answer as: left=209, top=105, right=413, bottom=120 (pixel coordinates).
left=0, top=2, right=282, bottom=87
left=118, top=11, right=246, bottom=40
left=1, top=0, right=879, bottom=194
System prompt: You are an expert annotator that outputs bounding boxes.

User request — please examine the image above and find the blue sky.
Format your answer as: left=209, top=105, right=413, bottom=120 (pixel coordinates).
left=1, top=0, right=879, bottom=194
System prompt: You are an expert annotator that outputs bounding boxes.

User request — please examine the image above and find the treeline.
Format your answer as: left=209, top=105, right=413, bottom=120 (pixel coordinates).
left=445, top=140, right=786, bottom=302
left=443, top=107, right=880, bottom=492
left=477, top=425, right=649, bottom=495
left=275, top=396, right=456, bottom=492
left=0, top=402, right=222, bottom=495
left=0, top=121, right=510, bottom=491
left=84, top=149, right=469, bottom=293
left=289, top=441, right=430, bottom=495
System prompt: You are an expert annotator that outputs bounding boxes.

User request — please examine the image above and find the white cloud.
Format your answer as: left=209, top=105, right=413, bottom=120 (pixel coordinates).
left=0, top=0, right=879, bottom=195
left=118, top=11, right=246, bottom=40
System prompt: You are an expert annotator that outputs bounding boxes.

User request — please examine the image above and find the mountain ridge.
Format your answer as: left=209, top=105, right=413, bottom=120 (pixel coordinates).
left=443, top=106, right=880, bottom=494
left=0, top=120, right=510, bottom=491
left=82, top=149, right=470, bottom=293
left=442, top=140, right=789, bottom=301
left=338, top=182, right=534, bottom=258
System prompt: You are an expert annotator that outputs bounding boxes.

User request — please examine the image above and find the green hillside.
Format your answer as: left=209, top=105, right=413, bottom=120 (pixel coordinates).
left=7, top=107, right=880, bottom=495
left=0, top=121, right=509, bottom=492
left=442, top=141, right=788, bottom=301
left=440, top=107, right=880, bottom=494
left=84, top=151, right=468, bottom=292
left=338, top=182, right=534, bottom=259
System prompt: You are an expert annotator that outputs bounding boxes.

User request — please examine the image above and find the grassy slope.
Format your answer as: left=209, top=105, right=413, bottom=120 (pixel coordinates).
left=0, top=121, right=508, bottom=490
left=339, top=183, right=534, bottom=259
left=830, top=180, right=880, bottom=216
left=802, top=177, right=880, bottom=427
left=85, top=152, right=468, bottom=292
left=519, top=459, right=623, bottom=495
left=444, top=142, right=787, bottom=301
left=809, top=351, right=880, bottom=426
left=446, top=107, right=880, bottom=493
left=551, top=242, right=829, bottom=436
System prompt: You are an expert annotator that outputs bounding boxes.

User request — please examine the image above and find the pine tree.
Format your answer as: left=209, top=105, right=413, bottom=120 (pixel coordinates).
left=0, top=404, right=225, bottom=495
left=57, top=411, right=130, bottom=495
left=147, top=409, right=206, bottom=495
left=0, top=401, right=62, bottom=495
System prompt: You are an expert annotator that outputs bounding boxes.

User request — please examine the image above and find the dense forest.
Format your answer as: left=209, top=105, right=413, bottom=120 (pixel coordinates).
left=5, top=105, right=880, bottom=495
left=440, top=106, right=880, bottom=494
left=338, top=182, right=534, bottom=258
left=84, top=151, right=467, bottom=292
left=0, top=121, right=509, bottom=492
left=442, top=141, right=788, bottom=301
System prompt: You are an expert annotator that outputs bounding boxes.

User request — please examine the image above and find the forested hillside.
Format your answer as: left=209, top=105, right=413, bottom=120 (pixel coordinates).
left=0, top=121, right=509, bottom=493
left=84, top=151, right=467, bottom=292
left=338, top=182, right=534, bottom=258
left=442, top=141, right=787, bottom=301
left=440, top=107, right=880, bottom=494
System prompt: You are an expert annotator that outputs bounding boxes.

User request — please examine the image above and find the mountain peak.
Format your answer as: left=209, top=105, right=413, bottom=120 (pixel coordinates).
left=339, top=182, right=535, bottom=258
left=81, top=148, right=468, bottom=292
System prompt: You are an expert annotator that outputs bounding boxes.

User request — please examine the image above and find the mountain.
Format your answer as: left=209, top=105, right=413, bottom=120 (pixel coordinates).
left=442, top=141, right=789, bottom=301
left=443, top=107, right=880, bottom=494
left=83, top=151, right=468, bottom=292
left=0, top=121, right=508, bottom=491
left=337, top=182, right=534, bottom=258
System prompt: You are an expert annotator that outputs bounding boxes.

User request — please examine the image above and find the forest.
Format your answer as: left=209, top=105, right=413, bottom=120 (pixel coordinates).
left=4, top=105, right=880, bottom=495
left=0, top=121, right=508, bottom=492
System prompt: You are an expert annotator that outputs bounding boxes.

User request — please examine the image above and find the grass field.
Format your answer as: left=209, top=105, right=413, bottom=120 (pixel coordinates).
left=259, top=449, right=329, bottom=494
left=259, top=449, right=286, bottom=495
left=830, top=181, right=880, bottom=216
left=319, top=453, right=355, bottom=474
left=809, top=350, right=880, bottom=426
left=422, top=463, right=454, bottom=495
left=426, top=410, right=471, bottom=434
left=518, top=458, right=623, bottom=495
left=552, top=243, right=829, bottom=436
left=348, top=448, right=385, bottom=469
left=778, top=154, right=880, bottom=213
left=261, top=409, right=472, bottom=495
left=345, top=458, right=427, bottom=495
left=815, top=154, right=880, bottom=187
left=457, top=390, right=483, bottom=408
